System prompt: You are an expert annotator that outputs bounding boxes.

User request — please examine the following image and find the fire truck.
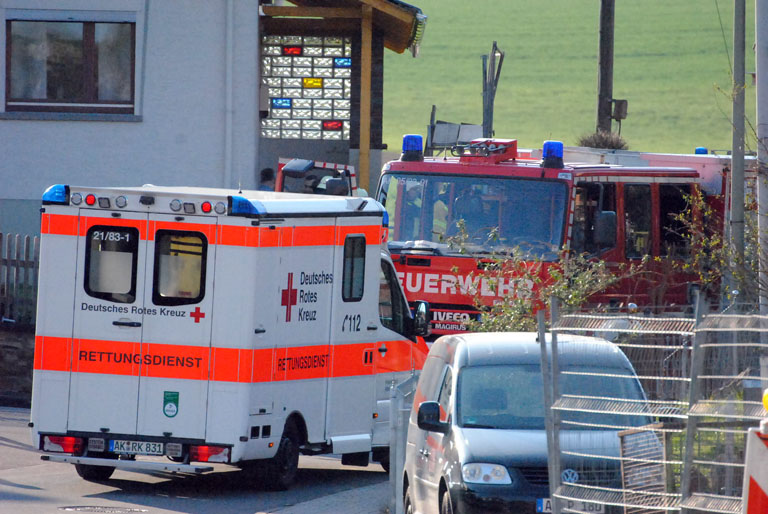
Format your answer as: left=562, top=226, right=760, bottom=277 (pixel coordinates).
left=375, top=135, right=724, bottom=337
left=31, top=184, right=429, bottom=487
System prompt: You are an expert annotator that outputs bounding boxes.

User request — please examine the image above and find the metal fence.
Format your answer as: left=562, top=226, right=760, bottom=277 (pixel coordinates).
left=0, top=232, right=39, bottom=328
left=543, top=301, right=768, bottom=514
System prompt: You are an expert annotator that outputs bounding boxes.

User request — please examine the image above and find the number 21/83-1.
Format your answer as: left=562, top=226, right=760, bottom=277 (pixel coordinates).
left=342, top=314, right=361, bottom=332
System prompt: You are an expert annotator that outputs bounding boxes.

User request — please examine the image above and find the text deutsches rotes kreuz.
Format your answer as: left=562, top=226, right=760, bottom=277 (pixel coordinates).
left=297, top=271, right=333, bottom=322
left=396, top=272, right=534, bottom=298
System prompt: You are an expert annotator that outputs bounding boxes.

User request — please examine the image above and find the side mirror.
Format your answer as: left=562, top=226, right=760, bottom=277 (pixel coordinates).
left=594, top=211, right=617, bottom=248
left=412, top=301, right=431, bottom=337
left=417, top=401, right=450, bottom=434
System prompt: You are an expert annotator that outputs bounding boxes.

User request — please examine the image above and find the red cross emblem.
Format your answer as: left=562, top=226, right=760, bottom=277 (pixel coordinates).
left=281, top=273, right=298, bottom=322
left=190, top=306, right=206, bottom=323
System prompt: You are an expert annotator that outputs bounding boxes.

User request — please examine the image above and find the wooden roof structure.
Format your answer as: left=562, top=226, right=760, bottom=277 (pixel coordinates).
left=261, top=0, right=426, bottom=187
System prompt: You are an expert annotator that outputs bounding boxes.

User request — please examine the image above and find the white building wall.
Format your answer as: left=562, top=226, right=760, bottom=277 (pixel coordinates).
left=0, top=0, right=259, bottom=235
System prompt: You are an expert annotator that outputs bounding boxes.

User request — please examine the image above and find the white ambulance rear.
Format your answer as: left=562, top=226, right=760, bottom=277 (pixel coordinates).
left=31, top=184, right=429, bottom=488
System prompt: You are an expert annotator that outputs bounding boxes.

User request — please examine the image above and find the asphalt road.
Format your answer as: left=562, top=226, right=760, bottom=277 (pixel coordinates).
left=0, top=407, right=390, bottom=514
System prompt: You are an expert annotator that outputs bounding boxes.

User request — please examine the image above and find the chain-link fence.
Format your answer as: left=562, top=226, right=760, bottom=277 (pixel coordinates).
left=542, top=303, right=768, bottom=514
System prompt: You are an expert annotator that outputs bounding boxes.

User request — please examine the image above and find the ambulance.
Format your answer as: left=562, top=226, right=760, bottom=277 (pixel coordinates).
left=30, top=184, right=430, bottom=489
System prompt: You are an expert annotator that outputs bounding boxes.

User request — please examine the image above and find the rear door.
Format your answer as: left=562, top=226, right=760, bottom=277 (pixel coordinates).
left=69, top=210, right=148, bottom=435
left=136, top=214, right=216, bottom=439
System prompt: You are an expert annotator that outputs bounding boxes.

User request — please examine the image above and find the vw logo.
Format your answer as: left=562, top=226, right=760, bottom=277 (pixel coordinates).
left=561, top=468, right=579, bottom=483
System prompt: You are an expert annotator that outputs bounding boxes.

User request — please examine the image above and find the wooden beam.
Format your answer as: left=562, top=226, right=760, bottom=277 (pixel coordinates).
left=261, top=6, right=361, bottom=18
left=358, top=4, right=373, bottom=191
left=261, top=17, right=359, bottom=36
left=361, top=0, right=413, bottom=24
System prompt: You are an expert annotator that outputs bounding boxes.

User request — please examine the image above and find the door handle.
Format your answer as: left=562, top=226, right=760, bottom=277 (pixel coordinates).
left=419, top=448, right=430, bottom=457
left=378, top=344, right=388, bottom=356
left=367, top=324, right=378, bottom=331
left=254, top=328, right=266, bottom=334
left=113, top=321, right=141, bottom=327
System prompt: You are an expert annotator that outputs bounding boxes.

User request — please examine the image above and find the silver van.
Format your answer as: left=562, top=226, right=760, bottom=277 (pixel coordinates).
left=402, top=332, right=651, bottom=514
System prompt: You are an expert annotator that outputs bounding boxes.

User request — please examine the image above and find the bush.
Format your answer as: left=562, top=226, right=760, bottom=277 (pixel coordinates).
left=577, top=130, right=629, bottom=150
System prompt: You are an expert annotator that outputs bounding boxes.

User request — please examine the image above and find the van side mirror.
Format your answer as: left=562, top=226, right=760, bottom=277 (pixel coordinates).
left=594, top=211, right=617, bottom=248
left=417, top=401, right=450, bottom=434
left=282, top=159, right=315, bottom=178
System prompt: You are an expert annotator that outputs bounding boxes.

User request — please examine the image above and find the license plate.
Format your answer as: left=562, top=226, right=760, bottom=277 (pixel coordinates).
left=109, top=440, right=164, bottom=456
left=537, top=498, right=604, bottom=513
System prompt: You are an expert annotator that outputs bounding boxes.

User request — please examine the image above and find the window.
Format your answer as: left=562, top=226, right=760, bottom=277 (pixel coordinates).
left=7, top=20, right=135, bottom=113
left=624, top=184, right=652, bottom=259
left=572, top=183, right=617, bottom=254
left=379, top=261, right=407, bottom=334
left=85, top=226, right=139, bottom=303
left=153, top=231, right=207, bottom=306
left=437, top=367, right=453, bottom=422
left=260, top=35, right=351, bottom=140
left=342, top=236, right=365, bottom=302
left=659, top=185, right=690, bottom=257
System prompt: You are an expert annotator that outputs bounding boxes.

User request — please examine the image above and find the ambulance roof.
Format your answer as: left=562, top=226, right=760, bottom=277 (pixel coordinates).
left=44, top=184, right=384, bottom=218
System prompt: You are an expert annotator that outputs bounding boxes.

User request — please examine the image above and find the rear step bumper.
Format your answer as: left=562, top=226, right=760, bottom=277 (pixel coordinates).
left=42, top=455, right=214, bottom=474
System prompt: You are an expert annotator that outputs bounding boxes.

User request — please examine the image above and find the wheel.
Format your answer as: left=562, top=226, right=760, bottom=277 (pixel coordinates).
left=379, top=457, right=390, bottom=474
left=440, top=489, right=453, bottom=514
left=75, top=463, right=115, bottom=481
left=263, top=424, right=300, bottom=491
left=404, top=486, right=414, bottom=514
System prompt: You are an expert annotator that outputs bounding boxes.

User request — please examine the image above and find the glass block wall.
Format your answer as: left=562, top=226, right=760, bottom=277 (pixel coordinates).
left=261, top=35, right=352, bottom=140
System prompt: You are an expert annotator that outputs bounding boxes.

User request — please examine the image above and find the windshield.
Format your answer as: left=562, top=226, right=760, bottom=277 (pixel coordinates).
left=377, top=173, right=568, bottom=259
left=457, top=364, right=650, bottom=430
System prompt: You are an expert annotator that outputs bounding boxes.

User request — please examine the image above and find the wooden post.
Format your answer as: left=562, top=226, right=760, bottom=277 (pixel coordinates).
left=359, top=5, right=373, bottom=191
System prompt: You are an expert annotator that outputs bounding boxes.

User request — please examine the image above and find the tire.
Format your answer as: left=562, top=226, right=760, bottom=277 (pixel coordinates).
left=440, top=489, right=453, bottom=514
left=379, top=456, right=390, bottom=474
left=404, top=486, right=414, bottom=514
left=263, top=424, right=300, bottom=491
left=75, top=463, right=115, bottom=481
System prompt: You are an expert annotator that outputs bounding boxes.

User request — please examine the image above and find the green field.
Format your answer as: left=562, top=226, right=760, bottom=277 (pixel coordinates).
left=383, top=0, right=757, bottom=154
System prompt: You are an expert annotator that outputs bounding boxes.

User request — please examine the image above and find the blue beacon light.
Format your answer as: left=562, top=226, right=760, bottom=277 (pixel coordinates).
left=228, top=196, right=265, bottom=217
left=541, top=140, right=564, bottom=169
left=401, top=134, right=424, bottom=162
left=42, top=184, right=70, bottom=205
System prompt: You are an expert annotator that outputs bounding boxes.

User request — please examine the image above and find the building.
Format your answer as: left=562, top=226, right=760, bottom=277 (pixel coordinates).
left=0, top=0, right=425, bottom=236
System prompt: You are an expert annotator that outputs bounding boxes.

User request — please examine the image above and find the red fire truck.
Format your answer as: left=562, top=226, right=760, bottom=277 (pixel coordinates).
left=375, top=135, right=721, bottom=337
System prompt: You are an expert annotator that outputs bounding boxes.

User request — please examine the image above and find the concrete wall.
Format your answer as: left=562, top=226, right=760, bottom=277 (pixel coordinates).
left=0, top=0, right=259, bottom=235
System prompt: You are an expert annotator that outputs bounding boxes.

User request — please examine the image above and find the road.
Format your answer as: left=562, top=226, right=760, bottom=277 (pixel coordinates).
left=0, top=407, right=390, bottom=514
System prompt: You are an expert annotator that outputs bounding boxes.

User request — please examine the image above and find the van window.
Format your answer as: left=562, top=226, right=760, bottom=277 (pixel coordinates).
left=342, top=236, right=365, bottom=302
left=153, top=230, right=207, bottom=306
left=457, top=364, right=650, bottom=430
left=84, top=226, right=139, bottom=303
left=437, top=367, right=453, bottom=422
left=659, top=184, right=690, bottom=257
left=379, top=260, right=406, bottom=334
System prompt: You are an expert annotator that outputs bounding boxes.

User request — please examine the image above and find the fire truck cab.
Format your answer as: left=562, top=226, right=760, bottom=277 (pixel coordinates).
left=31, top=184, right=429, bottom=487
left=376, top=135, right=702, bottom=337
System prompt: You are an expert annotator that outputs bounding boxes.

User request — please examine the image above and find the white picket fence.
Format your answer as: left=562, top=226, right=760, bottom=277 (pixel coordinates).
left=0, top=233, right=39, bottom=327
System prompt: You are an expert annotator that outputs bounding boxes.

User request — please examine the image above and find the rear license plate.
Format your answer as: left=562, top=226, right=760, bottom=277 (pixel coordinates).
left=537, top=498, right=604, bottom=513
left=109, top=440, right=164, bottom=456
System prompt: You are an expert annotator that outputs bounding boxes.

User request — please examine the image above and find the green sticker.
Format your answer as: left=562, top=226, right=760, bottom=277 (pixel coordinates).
left=163, top=391, right=179, bottom=418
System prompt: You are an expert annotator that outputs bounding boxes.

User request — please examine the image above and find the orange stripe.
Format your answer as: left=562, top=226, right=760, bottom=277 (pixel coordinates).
left=149, top=221, right=217, bottom=242
left=40, top=214, right=79, bottom=236
left=34, top=336, right=71, bottom=372
left=336, top=225, right=382, bottom=245
left=35, top=337, right=419, bottom=382
left=79, top=216, right=148, bottom=239
left=293, top=225, right=336, bottom=246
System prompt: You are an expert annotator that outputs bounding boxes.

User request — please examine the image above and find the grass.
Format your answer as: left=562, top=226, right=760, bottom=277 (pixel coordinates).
left=383, top=0, right=757, bottom=154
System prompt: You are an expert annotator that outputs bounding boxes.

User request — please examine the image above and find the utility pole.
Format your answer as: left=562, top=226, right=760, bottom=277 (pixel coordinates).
left=731, top=0, right=746, bottom=296
left=482, top=42, right=504, bottom=138
left=596, top=0, right=615, bottom=133
left=757, top=0, right=768, bottom=319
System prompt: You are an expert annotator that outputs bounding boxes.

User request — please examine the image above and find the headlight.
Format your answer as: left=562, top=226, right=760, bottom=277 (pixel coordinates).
left=461, top=463, right=512, bottom=484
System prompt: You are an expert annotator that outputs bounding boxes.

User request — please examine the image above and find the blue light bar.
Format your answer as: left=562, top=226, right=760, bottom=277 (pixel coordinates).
left=542, top=140, right=564, bottom=159
left=42, top=184, right=70, bottom=205
left=402, top=134, right=423, bottom=153
left=382, top=210, right=389, bottom=228
left=695, top=147, right=708, bottom=155
left=228, top=196, right=265, bottom=217
left=334, top=57, right=352, bottom=68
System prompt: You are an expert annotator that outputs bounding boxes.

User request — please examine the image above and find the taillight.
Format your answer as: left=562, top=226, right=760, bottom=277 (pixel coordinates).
left=85, top=194, right=96, bottom=206
left=42, top=435, right=84, bottom=455
left=190, top=445, right=230, bottom=463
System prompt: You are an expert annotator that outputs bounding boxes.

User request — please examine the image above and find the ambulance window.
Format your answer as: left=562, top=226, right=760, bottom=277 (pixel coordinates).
left=342, top=236, right=365, bottom=302
left=85, top=226, right=139, bottom=303
left=379, top=261, right=406, bottom=334
left=153, top=230, right=207, bottom=306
